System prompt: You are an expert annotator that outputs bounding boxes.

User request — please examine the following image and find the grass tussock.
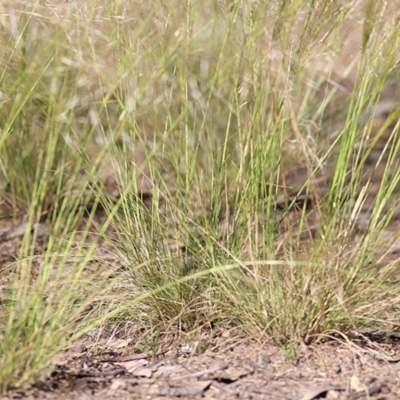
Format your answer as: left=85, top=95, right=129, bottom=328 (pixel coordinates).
left=1, top=0, right=400, bottom=391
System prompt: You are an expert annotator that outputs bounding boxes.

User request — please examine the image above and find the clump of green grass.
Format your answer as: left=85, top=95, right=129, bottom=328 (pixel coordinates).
left=1, top=0, right=400, bottom=392
left=0, top=1, right=121, bottom=389
left=104, top=0, right=400, bottom=345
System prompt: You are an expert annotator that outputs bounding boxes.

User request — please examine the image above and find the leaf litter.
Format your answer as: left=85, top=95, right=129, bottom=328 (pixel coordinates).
left=6, top=338, right=399, bottom=399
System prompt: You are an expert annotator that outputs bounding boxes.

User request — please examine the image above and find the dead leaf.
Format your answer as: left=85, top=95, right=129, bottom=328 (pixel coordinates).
left=214, top=367, right=252, bottom=382
left=154, top=381, right=212, bottom=396
left=156, top=365, right=183, bottom=377
left=300, top=385, right=331, bottom=400
left=115, top=358, right=152, bottom=378
left=107, top=353, right=147, bottom=362
left=109, top=339, right=132, bottom=350
left=0, top=222, right=49, bottom=242
left=350, top=375, right=365, bottom=392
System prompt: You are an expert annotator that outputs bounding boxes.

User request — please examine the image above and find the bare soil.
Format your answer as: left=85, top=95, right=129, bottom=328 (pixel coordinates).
left=6, top=337, right=400, bottom=400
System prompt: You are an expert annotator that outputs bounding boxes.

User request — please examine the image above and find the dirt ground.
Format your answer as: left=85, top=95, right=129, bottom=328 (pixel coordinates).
left=6, top=336, right=400, bottom=400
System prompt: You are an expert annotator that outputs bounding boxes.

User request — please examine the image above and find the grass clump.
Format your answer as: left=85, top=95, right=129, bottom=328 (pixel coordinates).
left=1, top=0, right=400, bottom=392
